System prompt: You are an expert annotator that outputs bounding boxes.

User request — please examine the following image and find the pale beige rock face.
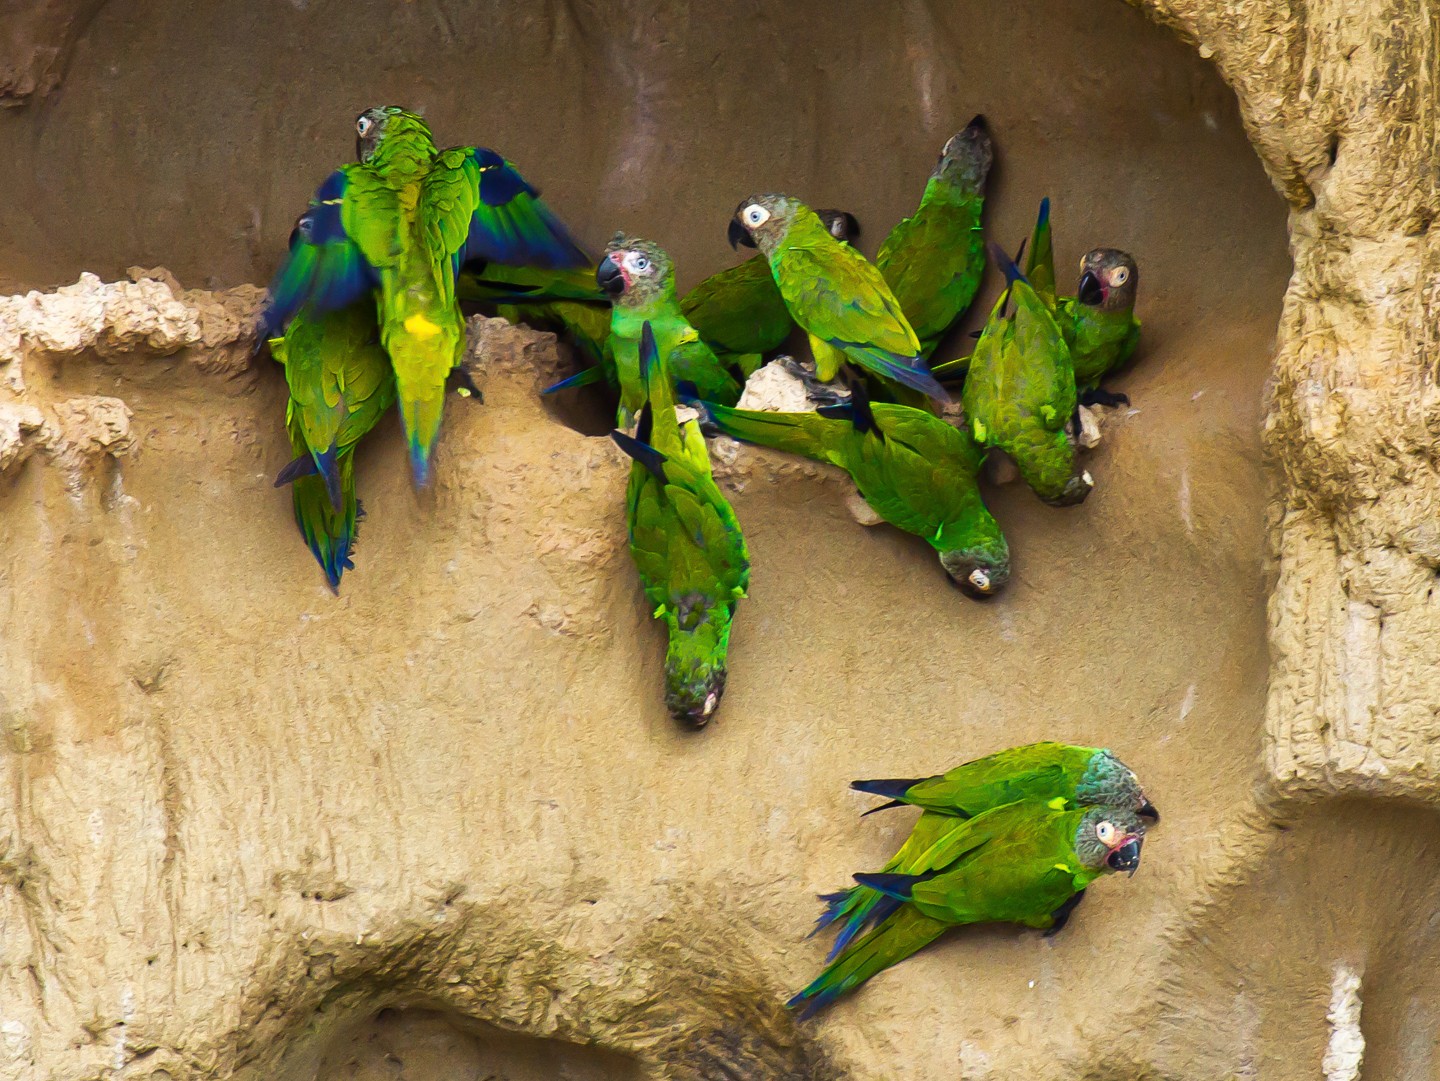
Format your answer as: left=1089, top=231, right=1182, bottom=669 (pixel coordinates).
left=0, top=0, right=1431, bottom=1078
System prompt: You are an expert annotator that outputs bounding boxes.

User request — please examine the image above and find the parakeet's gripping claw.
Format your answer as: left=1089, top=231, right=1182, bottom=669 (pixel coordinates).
left=1079, top=388, right=1131, bottom=409
left=1043, top=889, right=1087, bottom=937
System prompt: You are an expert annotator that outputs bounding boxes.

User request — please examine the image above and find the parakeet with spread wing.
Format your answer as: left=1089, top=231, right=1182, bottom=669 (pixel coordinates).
left=610, top=324, right=750, bottom=726
left=259, top=106, right=588, bottom=486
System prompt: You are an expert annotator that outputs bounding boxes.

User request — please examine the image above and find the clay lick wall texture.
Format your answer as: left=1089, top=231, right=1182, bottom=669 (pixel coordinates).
left=0, top=0, right=1429, bottom=1077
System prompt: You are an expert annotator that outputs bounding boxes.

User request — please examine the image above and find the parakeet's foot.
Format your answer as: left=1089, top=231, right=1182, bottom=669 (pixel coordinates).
left=1079, top=387, right=1130, bottom=409
left=1043, top=889, right=1087, bottom=937
left=780, top=356, right=850, bottom=407
left=447, top=366, right=485, bottom=403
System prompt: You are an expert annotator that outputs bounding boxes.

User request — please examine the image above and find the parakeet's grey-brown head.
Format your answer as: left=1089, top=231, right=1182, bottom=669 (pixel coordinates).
left=1073, top=806, right=1149, bottom=876
left=597, top=233, right=676, bottom=308
left=662, top=595, right=733, bottom=728
left=728, top=193, right=808, bottom=257
left=935, top=115, right=994, bottom=190
left=1076, top=249, right=1139, bottom=314
left=354, top=106, right=433, bottom=165
left=1077, top=750, right=1160, bottom=823
left=815, top=208, right=861, bottom=245
left=940, top=539, right=1011, bottom=599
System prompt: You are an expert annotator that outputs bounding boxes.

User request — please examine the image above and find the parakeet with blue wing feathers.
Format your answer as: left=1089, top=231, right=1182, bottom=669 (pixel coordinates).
left=727, top=194, right=949, bottom=403
left=878, top=117, right=992, bottom=360
left=259, top=106, right=588, bottom=487
left=270, top=302, right=395, bottom=591
left=961, top=233, right=1093, bottom=506
left=610, top=324, right=750, bottom=727
left=816, top=743, right=1157, bottom=955
left=691, top=380, right=1008, bottom=596
left=681, top=209, right=859, bottom=371
left=789, top=800, right=1150, bottom=1017
left=599, top=235, right=743, bottom=428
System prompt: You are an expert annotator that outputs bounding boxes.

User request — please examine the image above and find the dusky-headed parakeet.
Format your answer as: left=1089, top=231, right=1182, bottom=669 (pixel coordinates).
left=259, top=106, right=588, bottom=486
left=727, top=193, right=949, bottom=402
left=877, top=117, right=992, bottom=360
left=681, top=208, right=859, bottom=369
left=788, top=801, right=1149, bottom=1017
left=610, top=324, right=750, bottom=726
left=961, top=235, right=1093, bottom=506
left=1018, top=199, right=1141, bottom=404
left=598, top=235, right=742, bottom=428
left=817, top=743, right=1158, bottom=955
left=270, top=302, right=396, bottom=591
left=692, top=381, right=1008, bottom=596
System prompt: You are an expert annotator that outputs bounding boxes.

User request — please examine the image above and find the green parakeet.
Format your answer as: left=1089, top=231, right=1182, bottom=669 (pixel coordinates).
left=817, top=742, right=1158, bottom=954
left=610, top=323, right=750, bottom=726
left=962, top=237, right=1093, bottom=506
left=681, top=208, right=859, bottom=367
left=457, top=262, right=613, bottom=372
left=788, top=801, right=1149, bottom=1016
left=598, top=235, right=743, bottom=428
left=877, top=117, right=992, bottom=360
left=692, top=381, right=1009, bottom=596
left=259, top=106, right=588, bottom=486
left=269, top=302, right=396, bottom=591
left=727, top=193, right=949, bottom=402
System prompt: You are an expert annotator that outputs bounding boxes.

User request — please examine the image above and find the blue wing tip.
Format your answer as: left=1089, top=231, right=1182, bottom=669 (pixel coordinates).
left=989, top=242, right=1027, bottom=287
left=1038, top=196, right=1051, bottom=225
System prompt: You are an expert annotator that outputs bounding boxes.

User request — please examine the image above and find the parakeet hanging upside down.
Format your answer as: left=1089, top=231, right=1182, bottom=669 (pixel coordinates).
left=877, top=116, right=992, bottom=360
left=258, top=106, right=588, bottom=486
left=817, top=742, right=1158, bottom=955
left=962, top=235, right=1093, bottom=506
left=788, top=800, right=1149, bottom=1017
left=610, top=323, right=750, bottom=726
left=727, top=193, right=949, bottom=402
left=692, top=380, right=1008, bottom=597
left=270, top=302, right=396, bottom=591
left=681, top=208, right=860, bottom=366
left=598, top=234, right=742, bottom=428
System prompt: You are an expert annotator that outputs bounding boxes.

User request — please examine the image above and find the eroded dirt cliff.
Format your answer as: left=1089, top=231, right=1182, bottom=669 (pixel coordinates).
left=1, top=0, right=1433, bottom=1078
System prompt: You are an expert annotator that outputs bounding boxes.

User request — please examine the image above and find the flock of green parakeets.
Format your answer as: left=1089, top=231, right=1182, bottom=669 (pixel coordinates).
left=258, top=106, right=1152, bottom=1016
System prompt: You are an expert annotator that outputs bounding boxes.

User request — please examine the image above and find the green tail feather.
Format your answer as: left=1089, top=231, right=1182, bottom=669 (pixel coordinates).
left=291, top=451, right=359, bottom=591
left=701, top=403, right=831, bottom=464
left=788, top=906, right=950, bottom=1018
left=398, top=386, right=446, bottom=487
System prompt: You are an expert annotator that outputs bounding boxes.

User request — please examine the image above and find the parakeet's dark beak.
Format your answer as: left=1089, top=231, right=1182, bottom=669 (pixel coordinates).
left=728, top=219, right=755, bottom=251
left=1106, top=838, right=1143, bottom=876
left=1078, top=270, right=1105, bottom=306
left=836, top=211, right=860, bottom=242
left=965, top=113, right=987, bottom=134
left=1138, top=801, right=1161, bottom=823
left=596, top=254, right=625, bottom=296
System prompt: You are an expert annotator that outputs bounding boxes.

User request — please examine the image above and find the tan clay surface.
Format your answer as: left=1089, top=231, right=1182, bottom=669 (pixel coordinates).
left=3, top=0, right=1432, bottom=1077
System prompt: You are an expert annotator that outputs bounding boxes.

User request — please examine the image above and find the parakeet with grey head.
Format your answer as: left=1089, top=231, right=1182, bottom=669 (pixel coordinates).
left=962, top=233, right=1093, bottom=506
left=789, top=800, right=1149, bottom=1017
left=598, top=234, right=742, bottom=428
left=817, top=742, right=1158, bottom=955
left=610, top=323, right=750, bottom=727
left=877, top=116, right=992, bottom=360
left=690, top=379, right=1008, bottom=597
left=259, top=106, right=588, bottom=486
left=1018, top=202, right=1141, bottom=405
left=727, top=193, right=949, bottom=402
left=270, top=301, right=396, bottom=591
left=681, top=208, right=860, bottom=368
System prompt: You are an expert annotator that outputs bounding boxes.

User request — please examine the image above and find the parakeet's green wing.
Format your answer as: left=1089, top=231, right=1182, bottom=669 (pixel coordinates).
left=680, top=256, right=793, bottom=357
left=781, top=242, right=921, bottom=360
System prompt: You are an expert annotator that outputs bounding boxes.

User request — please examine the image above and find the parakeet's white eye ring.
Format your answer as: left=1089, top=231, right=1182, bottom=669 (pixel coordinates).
left=357, top=116, right=373, bottom=136
left=1096, top=821, right=1117, bottom=845
left=744, top=205, right=770, bottom=227
left=633, top=255, right=650, bottom=272
left=967, top=569, right=990, bottom=592
left=1111, top=267, right=1131, bottom=286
